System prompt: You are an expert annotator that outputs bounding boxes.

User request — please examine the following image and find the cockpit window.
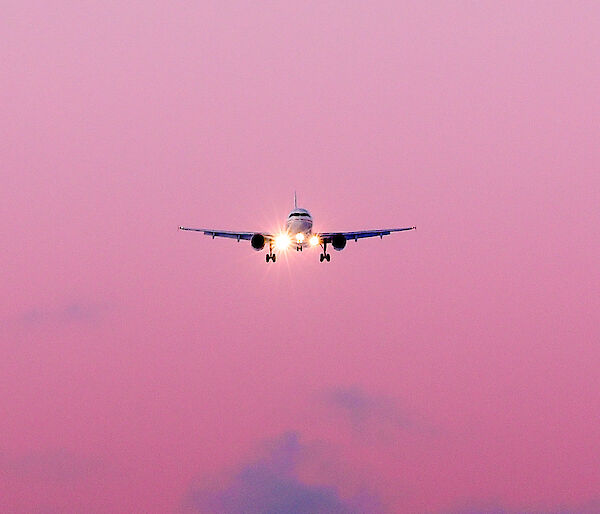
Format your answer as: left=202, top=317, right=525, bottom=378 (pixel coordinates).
left=289, top=212, right=309, bottom=217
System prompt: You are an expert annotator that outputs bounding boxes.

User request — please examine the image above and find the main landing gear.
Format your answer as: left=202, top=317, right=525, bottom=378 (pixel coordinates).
left=319, top=242, right=331, bottom=262
left=266, top=242, right=276, bottom=263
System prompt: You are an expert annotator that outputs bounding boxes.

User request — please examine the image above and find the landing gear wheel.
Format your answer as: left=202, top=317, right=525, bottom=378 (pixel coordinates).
left=326, top=254, right=331, bottom=262
left=319, top=254, right=324, bottom=262
left=272, top=254, right=277, bottom=262
left=266, top=254, right=270, bottom=262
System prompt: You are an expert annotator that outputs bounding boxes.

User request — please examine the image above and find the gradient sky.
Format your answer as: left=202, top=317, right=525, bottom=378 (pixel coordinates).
left=2, top=1, right=599, bottom=512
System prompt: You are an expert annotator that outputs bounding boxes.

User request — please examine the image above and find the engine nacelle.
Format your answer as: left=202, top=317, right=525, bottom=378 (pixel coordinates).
left=251, top=233, right=265, bottom=251
left=331, top=233, right=347, bottom=251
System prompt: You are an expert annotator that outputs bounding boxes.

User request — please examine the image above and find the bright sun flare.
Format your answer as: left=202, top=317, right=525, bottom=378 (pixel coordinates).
left=275, top=234, right=291, bottom=250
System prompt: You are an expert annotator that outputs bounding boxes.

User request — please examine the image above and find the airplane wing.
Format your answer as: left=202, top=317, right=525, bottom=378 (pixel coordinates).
left=178, top=226, right=273, bottom=241
left=318, top=227, right=416, bottom=242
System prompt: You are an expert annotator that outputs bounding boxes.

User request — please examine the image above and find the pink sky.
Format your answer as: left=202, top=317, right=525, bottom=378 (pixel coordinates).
left=2, top=1, right=599, bottom=512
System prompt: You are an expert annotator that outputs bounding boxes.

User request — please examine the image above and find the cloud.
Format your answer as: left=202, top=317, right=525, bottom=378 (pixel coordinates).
left=564, top=500, right=600, bottom=514
left=444, top=500, right=510, bottom=514
left=14, top=301, right=108, bottom=329
left=0, top=448, right=101, bottom=482
left=322, top=386, right=414, bottom=433
left=185, top=432, right=380, bottom=514
left=444, top=498, right=600, bottom=514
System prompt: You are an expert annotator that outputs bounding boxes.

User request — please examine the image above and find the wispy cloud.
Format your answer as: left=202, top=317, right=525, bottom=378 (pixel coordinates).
left=0, top=448, right=101, bottom=482
left=444, top=498, right=600, bottom=514
left=185, top=432, right=381, bottom=514
left=444, top=499, right=511, bottom=514
left=13, top=301, right=108, bottom=330
left=322, top=386, right=415, bottom=433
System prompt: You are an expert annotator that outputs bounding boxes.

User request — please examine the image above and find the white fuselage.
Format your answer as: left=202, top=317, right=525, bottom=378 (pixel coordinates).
left=285, top=208, right=313, bottom=246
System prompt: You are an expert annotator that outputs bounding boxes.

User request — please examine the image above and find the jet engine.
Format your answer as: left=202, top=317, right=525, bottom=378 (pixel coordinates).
left=331, top=233, right=347, bottom=251
left=251, top=233, right=266, bottom=251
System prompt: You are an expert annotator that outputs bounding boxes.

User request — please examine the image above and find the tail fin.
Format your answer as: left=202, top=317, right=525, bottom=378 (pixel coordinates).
left=294, top=191, right=297, bottom=209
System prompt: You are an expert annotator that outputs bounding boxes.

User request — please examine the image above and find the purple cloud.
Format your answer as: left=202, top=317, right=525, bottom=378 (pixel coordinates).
left=185, top=432, right=380, bottom=514
left=14, top=301, right=108, bottom=329
left=0, top=448, right=101, bottom=482
left=444, top=498, right=600, bottom=514
left=322, top=386, right=414, bottom=432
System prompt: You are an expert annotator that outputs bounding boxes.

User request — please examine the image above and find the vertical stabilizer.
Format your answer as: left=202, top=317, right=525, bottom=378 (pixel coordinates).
left=294, top=191, right=297, bottom=209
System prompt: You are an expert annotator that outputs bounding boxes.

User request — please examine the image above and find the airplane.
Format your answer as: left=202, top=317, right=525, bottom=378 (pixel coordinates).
left=178, top=193, right=415, bottom=263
